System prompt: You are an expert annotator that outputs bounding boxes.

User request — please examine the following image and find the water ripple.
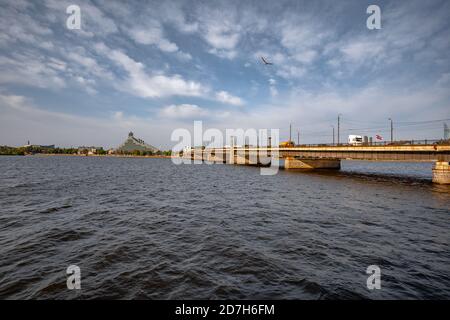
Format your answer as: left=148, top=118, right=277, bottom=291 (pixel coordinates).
left=0, top=156, right=448, bottom=299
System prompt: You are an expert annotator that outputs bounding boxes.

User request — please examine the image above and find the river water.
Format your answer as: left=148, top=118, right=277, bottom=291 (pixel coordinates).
left=0, top=156, right=448, bottom=299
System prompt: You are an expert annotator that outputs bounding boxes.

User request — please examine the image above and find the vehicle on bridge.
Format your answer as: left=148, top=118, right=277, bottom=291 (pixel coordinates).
left=279, top=141, right=295, bottom=148
left=348, top=135, right=363, bottom=146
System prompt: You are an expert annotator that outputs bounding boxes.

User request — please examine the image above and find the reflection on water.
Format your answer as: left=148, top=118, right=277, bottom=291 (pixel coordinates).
left=292, top=161, right=450, bottom=200
left=0, top=156, right=448, bottom=299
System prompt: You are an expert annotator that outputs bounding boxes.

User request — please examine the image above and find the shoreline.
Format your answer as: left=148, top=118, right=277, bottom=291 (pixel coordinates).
left=23, top=153, right=175, bottom=159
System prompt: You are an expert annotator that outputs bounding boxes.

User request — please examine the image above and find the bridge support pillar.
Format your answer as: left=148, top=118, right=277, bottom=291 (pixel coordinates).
left=234, top=152, right=270, bottom=166
left=206, top=153, right=225, bottom=163
left=235, top=154, right=247, bottom=165
left=432, top=161, right=450, bottom=184
left=284, top=157, right=341, bottom=170
left=226, top=149, right=236, bottom=164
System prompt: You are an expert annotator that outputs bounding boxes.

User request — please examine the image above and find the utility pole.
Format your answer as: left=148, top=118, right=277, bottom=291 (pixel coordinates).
left=297, top=130, right=300, bottom=146
left=289, top=123, right=292, bottom=142
left=389, top=118, right=393, bottom=143
left=337, top=114, right=341, bottom=145
left=331, top=125, right=335, bottom=145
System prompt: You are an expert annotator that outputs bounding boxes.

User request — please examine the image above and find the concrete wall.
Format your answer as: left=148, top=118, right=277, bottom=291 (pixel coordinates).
left=432, top=161, right=450, bottom=184
left=284, top=157, right=341, bottom=170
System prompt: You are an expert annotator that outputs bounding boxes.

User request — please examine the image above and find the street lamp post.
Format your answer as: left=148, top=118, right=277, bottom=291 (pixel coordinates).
left=289, top=123, right=292, bottom=142
left=389, top=118, right=393, bottom=143
left=337, top=114, right=342, bottom=145
left=331, top=125, right=335, bottom=145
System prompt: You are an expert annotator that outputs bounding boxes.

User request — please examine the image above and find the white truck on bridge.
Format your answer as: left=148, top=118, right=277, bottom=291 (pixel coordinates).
left=348, top=135, right=363, bottom=146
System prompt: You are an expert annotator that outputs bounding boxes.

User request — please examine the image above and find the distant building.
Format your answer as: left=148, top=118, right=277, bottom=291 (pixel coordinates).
left=23, top=141, right=55, bottom=149
left=183, top=146, right=192, bottom=153
left=115, top=132, right=159, bottom=153
left=19, top=143, right=55, bottom=155
left=77, top=146, right=102, bottom=155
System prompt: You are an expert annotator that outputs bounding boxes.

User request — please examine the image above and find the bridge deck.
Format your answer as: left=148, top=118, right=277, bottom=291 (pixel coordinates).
left=194, top=144, right=450, bottom=162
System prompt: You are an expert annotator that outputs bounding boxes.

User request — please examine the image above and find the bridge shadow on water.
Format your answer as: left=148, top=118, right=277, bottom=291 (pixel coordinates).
left=278, top=160, right=450, bottom=195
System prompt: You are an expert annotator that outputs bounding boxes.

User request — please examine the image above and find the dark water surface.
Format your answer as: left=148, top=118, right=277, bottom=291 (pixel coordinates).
left=0, top=156, right=449, bottom=299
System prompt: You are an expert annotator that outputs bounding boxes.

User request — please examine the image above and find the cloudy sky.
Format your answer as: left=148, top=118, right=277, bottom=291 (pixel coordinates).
left=0, top=0, right=449, bottom=149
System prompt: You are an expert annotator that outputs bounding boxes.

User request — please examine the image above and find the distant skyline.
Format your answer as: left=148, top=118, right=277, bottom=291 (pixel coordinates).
left=0, top=0, right=449, bottom=149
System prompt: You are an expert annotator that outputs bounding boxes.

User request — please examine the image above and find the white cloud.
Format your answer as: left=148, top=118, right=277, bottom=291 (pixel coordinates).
left=268, top=79, right=278, bottom=97
left=195, top=7, right=242, bottom=59
left=340, top=40, right=384, bottom=63
left=160, top=104, right=208, bottom=119
left=175, top=51, right=193, bottom=61
left=276, top=65, right=306, bottom=80
left=208, top=48, right=238, bottom=60
left=95, top=43, right=208, bottom=99
left=66, top=48, right=114, bottom=80
left=0, top=46, right=112, bottom=95
left=270, top=86, right=278, bottom=98
left=283, top=29, right=324, bottom=50
left=125, top=18, right=193, bottom=61
left=292, top=50, right=318, bottom=64
left=127, top=21, right=179, bottom=53
left=160, top=2, right=199, bottom=33
left=204, top=27, right=240, bottom=50
left=0, top=53, right=66, bottom=89
left=0, top=2, right=53, bottom=49
left=215, top=90, right=244, bottom=106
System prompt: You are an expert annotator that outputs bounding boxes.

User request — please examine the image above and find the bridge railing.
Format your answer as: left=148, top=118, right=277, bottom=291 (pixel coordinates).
left=181, top=139, right=450, bottom=153
left=294, top=139, right=449, bottom=147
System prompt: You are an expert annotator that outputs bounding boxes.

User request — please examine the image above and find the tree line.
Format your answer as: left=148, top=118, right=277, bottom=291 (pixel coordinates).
left=0, top=145, right=172, bottom=156
left=115, top=150, right=172, bottom=156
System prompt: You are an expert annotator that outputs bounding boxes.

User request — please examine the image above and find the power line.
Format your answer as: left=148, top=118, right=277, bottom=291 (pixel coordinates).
left=342, top=117, right=450, bottom=127
left=395, top=118, right=450, bottom=124
left=289, top=117, right=448, bottom=142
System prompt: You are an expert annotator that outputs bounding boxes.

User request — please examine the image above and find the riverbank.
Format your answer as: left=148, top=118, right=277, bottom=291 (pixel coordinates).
left=26, top=153, right=175, bottom=159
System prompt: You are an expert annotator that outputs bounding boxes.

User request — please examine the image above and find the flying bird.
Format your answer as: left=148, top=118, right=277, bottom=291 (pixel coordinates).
left=261, top=56, right=273, bottom=65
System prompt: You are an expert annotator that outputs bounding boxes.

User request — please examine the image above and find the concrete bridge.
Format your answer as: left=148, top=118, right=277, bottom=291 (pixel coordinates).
left=182, top=142, right=450, bottom=184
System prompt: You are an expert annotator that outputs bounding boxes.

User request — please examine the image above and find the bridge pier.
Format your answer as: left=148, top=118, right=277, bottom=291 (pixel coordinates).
left=432, top=161, right=450, bottom=184
left=235, top=153, right=247, bottom=165
left=284, top=157, right=341, bottom=170
left=206, top=153, right=226, bottom=163
left=234, top=151, right=271, bottom=166
left=193, top=154, right=203, bottom=162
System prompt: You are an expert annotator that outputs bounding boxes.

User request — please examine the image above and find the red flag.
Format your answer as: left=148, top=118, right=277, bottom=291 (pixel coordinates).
left=376, top=135, right=383, bottom=140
